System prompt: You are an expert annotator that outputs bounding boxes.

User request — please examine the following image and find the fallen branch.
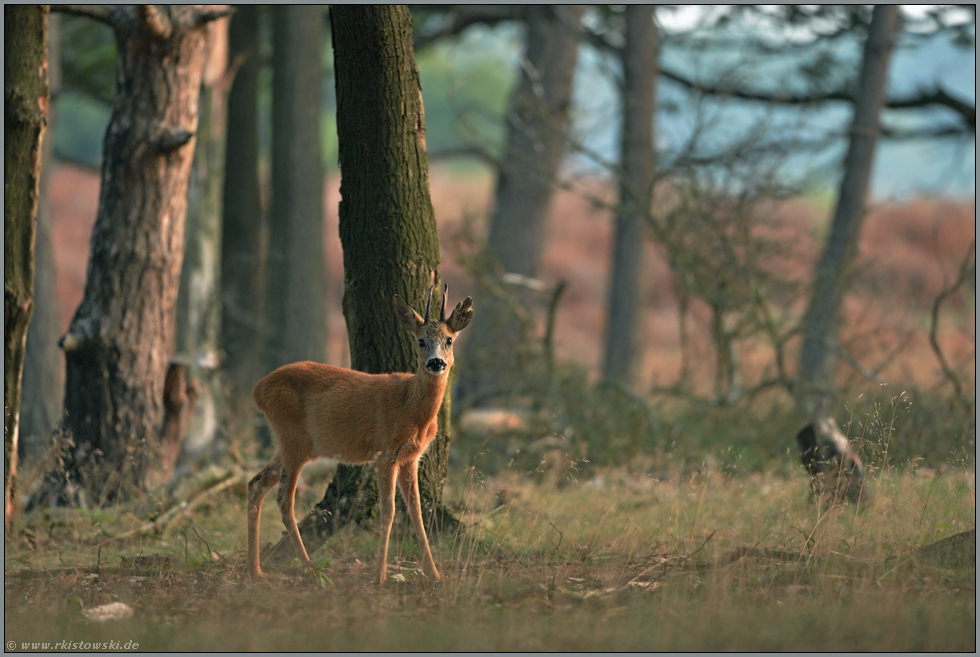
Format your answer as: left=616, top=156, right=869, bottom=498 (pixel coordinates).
left=713, top=546, right=818, bottom=568
left=5, top=566, right=173, bottom=579
left=915, top=528, right=976, bottom=567
left=97, top=470, right=245, bottom=546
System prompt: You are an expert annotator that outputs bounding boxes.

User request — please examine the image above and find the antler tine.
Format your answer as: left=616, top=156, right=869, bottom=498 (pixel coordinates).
left=424, top=285, right=434, bottom=322
left=440, top=284, right=448, bottom=322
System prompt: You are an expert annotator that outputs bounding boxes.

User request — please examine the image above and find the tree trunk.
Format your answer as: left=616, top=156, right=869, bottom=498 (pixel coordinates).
left=264, top=5, right=327, bottom=374
left=38, top=6, right=223, bottom=507
left=176, top=15, right=231, bottom=458
left=20, top=183, right=63, bottom=463
left=265, top=4, right=455, bottom=567
left=220, top=4, right=265, bottom=405
left=21, top=12, right=63, bottom=465
left=456, top=5, right=584, bottom=406
left=159, top=362, right=198, bottom=479
left=4, top=4, right=48, bottom=529
left=602, top=5, right=657, bottom=389
left=797, top=5, right=899, bottom=412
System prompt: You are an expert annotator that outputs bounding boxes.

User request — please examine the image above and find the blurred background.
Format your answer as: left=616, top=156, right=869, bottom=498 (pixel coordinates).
left=24, top=5, right=975, bottom=480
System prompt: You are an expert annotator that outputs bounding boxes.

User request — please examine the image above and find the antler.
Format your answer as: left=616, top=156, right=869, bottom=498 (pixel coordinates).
left=423, top=285, right=434, bottom=322
left=440, top=284, right=448, bottom=322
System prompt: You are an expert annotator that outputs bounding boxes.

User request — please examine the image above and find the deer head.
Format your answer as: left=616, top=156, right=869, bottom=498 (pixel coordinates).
left=394, top=284, right=473, bottom=375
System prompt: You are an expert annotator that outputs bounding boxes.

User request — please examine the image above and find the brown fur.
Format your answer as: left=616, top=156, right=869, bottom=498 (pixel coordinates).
left=247, top=291, right=473, bottom=583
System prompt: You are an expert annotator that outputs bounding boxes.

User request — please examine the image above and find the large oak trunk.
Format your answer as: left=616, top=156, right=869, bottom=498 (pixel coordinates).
left=40, top=6, right=219, bottom=506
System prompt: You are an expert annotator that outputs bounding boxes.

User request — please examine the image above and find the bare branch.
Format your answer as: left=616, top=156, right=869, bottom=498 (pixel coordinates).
left=50, top=5, right=114, bottom=26
left=879, top=123, right=973, bottom=140
left=929, top=240, right=976, bottom=411
left=58, top=317, right=98, bottom=354
left=156, top=129, right=194, bottom=153
left=426, top=144, right=500, bottom=169
left=141, top=4, right=172, bottom=39
left=887, top=87, right=976, bottom=126
left=213, top=51, right=248, bottom=96
left=192, top=6, right=235, bottom=27
left=578, top=25, right=622, bottom=56
left=543, top=279, right=567, bottom=377
left=661, top=66, right=976, bottom=133
left=832, top=342, right=886, bottom=386
left=414, top=5, right=525, bottom=50
left=661, top=65, right=852, bottom=105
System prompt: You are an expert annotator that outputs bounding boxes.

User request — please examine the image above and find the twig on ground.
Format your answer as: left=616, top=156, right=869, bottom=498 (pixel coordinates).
left=97, top=470, right=245, bottom=547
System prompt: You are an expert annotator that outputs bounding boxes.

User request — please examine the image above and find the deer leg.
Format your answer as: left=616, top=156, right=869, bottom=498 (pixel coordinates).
left=276, top=461, right=312, bottom=567
left=375, top=459, right=398, bottom=584
left=247, top=454, right=282, bottom=577
left=397, top=458, right=440, bottom=581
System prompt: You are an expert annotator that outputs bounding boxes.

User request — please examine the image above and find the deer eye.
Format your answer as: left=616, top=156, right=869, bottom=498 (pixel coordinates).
left=418, top=339, right=425, bottom=349
left=446, top=337, right=453, bottom=347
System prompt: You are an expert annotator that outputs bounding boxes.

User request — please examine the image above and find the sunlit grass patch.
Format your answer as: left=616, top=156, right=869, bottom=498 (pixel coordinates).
left=5, top=463, right=974, bottom=652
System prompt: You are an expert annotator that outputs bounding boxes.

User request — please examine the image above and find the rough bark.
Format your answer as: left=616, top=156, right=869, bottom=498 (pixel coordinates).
left=37, top=5, right=223, bottom=507
left=798, top=5, right=900, bottom=412
left=265, top=4, right=455, bottom=567
left=264, top=5, right=327, bottom=373
left=176, top=14, right=230, bottom=455
left=602, top=5, right=658, bottom=389
left=21, top=13, right=63, bottom=465
left=456, top=5, right=584, bottom=406
left=220, top=4, right=264, bottom=402
left=4, top=4, right=49, bottom=529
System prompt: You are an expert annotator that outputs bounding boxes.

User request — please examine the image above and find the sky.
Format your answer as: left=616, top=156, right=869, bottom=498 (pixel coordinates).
left=568, top=5, right=976, bottom=199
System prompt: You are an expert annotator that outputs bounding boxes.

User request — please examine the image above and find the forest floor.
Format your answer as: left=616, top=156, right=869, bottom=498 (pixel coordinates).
left=4, top=464, right=975, bottom=651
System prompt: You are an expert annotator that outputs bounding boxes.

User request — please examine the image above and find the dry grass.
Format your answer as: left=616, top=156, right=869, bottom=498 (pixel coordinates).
left=5, top=463, right=974, bottom=651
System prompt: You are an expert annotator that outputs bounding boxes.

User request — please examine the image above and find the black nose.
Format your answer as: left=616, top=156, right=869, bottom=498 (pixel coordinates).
left=426, top=358, right=447, bottom=373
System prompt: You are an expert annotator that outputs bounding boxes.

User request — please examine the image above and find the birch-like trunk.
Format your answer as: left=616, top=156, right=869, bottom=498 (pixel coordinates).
left=456, top=5, right=584, bottom=407
left=798, top=5, right=900, bottom=412
left=602, top=5, right=658, bottom=389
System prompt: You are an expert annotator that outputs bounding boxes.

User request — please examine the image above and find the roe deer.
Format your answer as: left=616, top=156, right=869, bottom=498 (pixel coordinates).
left=247, top=285, right=473, bottom=583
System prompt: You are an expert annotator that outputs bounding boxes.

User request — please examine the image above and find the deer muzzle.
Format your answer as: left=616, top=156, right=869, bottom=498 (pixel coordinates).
left=425, top=358, right=447, bottom=374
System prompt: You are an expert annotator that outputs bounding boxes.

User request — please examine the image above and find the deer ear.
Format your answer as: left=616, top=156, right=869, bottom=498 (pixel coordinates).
left=446, top=296, right=473, bottom=333
left=393, top=295, right=424, bottom=334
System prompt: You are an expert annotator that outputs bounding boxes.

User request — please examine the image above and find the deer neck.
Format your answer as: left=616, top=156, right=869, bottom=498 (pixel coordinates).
left=407, top=368, right=448, bottom=426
